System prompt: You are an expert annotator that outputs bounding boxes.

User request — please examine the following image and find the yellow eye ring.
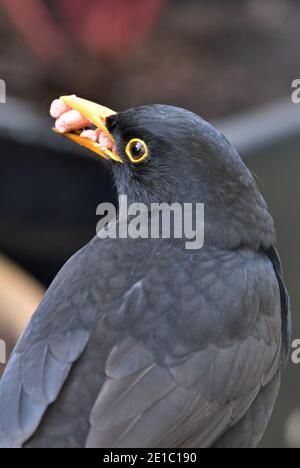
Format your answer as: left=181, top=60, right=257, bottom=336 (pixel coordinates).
left=125, top=138, right=149, bottom=164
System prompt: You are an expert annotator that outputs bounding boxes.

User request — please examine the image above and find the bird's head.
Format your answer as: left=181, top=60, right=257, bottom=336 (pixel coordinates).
left=54, top=96, right=275, bottom=249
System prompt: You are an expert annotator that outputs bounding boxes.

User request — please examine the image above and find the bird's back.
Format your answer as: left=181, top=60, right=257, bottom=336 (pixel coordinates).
left=0, top=233, right=289, bottom=448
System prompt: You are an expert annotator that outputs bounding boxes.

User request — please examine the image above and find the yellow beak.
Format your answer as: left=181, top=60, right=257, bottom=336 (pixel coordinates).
left=52, top=95, right=123, bottom=163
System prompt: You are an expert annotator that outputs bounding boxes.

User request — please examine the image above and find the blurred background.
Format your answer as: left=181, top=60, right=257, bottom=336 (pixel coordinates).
left=0, top=0, right=299, bottom=448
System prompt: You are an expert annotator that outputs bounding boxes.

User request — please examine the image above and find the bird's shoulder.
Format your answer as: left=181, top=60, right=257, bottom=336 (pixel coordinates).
left=85, top=244, right=283, bottom=447
left=106, top=244, right=282, bottom=361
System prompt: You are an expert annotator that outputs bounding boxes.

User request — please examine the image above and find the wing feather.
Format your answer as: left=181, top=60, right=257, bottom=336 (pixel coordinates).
left=86, top=248, right=283, bottom=448
left=0, top=246, right=99, bottom=448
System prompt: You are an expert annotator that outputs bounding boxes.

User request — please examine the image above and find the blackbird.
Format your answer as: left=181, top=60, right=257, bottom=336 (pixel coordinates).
left=0, top=96, right=291, bottom=448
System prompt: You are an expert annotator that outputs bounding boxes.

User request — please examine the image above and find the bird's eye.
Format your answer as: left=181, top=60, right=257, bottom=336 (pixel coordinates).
left=125, top=139, right=148, bottom=164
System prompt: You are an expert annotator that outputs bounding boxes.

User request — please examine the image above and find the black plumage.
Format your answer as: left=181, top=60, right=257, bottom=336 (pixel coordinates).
left=0, top=105, right=291, bottom=448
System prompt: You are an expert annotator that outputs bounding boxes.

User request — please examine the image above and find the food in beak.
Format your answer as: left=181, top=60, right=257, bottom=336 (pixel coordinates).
left=55, top=109, right=91, bottom=134
left=50, top=96, right=120, bottom=159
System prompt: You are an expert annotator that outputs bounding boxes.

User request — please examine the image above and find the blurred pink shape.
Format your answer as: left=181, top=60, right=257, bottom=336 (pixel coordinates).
left=61, top=0, right=166, bottom=55
left=1, top=0, right=166, bottom=61
left=1, top=0, right=69, bottom=61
